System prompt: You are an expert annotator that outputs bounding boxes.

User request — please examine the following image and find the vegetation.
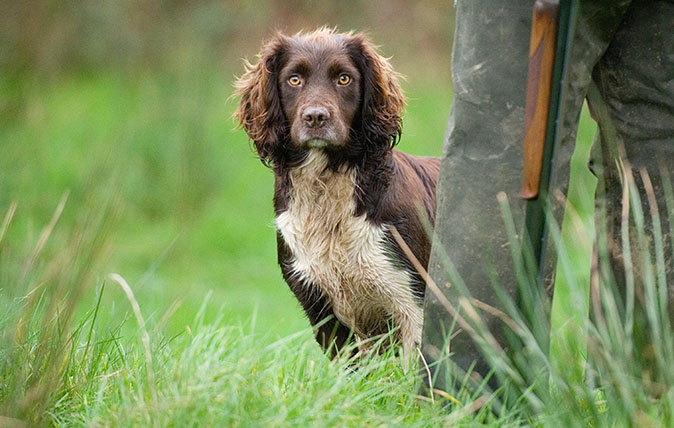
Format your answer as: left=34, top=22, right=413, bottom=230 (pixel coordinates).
left=3, top=2, right=674, bottom=426
left=0, top=69, right=461, bottom=426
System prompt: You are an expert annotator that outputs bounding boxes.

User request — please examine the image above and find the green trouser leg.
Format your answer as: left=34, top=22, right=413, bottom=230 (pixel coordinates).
left=421, top=0, right=636, bottom=392
left=591, top=0, right=674, bottom=340
left=421, top=1, right=534, bottom=390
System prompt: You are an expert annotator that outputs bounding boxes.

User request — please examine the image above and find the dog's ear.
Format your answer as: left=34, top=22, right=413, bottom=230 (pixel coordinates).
left=234, top=34, right=289, bottom=167
left=347, top=34, right=405, bottom=149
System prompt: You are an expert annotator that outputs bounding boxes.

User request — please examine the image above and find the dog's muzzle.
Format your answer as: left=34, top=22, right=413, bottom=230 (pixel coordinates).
left=296, top=106, right=341, bottom=147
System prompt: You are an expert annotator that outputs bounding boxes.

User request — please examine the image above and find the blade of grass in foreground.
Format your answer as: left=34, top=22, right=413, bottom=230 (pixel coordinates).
left=0, top=191, right=117, bottom=425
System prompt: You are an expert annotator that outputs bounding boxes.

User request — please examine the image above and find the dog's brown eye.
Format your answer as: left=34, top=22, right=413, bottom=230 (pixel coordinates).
left=288, top=75, right=302, bottom=86
left=337, top=74, right=351, bottom=86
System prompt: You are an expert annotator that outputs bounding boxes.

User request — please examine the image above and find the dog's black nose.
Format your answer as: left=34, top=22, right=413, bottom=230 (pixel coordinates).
left=302, top=107, right=330, bottom=128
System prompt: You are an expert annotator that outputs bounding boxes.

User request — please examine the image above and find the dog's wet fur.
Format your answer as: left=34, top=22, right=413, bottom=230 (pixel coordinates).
left=235, top=28, right=440, bottom=367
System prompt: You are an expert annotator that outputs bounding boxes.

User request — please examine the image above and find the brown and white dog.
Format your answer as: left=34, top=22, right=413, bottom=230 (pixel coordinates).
left=235, top=28, right=440, bottom=366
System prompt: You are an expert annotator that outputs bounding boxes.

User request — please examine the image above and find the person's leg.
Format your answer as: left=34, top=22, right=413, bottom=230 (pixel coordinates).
left=591, top=0, right=674, bottom=326
left=421, top=1, right=536, bottom=392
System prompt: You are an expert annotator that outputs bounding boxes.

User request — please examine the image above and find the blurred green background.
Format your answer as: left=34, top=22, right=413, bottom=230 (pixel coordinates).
left=0, top=1, right=455, bottom=337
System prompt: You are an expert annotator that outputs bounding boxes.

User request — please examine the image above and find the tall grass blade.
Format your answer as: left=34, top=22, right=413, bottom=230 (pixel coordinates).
left=108, top=273, right=159, bottom=428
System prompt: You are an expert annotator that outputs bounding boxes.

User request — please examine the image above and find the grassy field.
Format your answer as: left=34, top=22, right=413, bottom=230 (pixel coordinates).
left=3, top=54, right=674, bottom=426
left=1, top=70, right=479, bottom=426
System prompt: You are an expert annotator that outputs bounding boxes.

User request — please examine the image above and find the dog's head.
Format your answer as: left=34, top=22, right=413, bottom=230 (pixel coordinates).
left=234, top=28, right=405, bottom=168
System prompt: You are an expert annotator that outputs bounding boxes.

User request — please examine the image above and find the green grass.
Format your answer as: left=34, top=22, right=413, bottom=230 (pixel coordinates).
left=3, top=64, right=673, bottom=426
left=549, top=106, right=597, bottom=385
left=2, top=281, right=513, bottom=427
left=0, top=70, right=466, bottom=426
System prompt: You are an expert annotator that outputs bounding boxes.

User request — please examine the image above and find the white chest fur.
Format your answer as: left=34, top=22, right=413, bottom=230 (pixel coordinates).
left=275, top=151, right=422, bottom=353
